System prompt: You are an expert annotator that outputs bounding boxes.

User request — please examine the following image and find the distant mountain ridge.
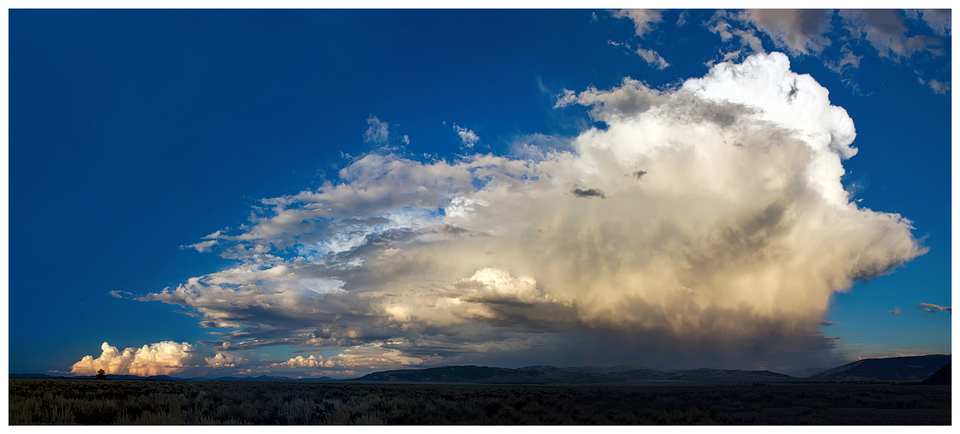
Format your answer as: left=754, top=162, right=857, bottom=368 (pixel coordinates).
left=12, top=354, right=950, bottom=384
left=356, top=365, right=795, bottom=384
left=809, top=354, right=950, bottom=382
left=357, top=355, right=951, bottom=384
left=922, top=363, right=950, bottom=385
left=9, top=373, right=334, bottom=382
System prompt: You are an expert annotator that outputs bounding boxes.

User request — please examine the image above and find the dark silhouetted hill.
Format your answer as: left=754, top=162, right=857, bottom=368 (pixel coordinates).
left=204, top=375, right=334, bottom=382
left=9, top=373, right=61, bottom=379
left=13, top=354, right=949, bottom=384
left=355, top=365, right=795, bottom=384
left=809, top=354, right=950, bottom=382
left=786, top=367, right=829, bottom=378
left=922, top=362, right=950, bottom=385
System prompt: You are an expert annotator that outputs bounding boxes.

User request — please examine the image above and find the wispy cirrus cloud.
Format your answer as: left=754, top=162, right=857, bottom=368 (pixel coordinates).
left=635, top=47, right=670, bottom=69
left=839, top=9, right=946, bottom=60
left=610, top=9, right=671, bottom=69
left=702, top=9, right=950, bottom=94
left=744, top=9, right=834, bottom=56
left=182, top=239, right=218, bottom=253
left=826, top=44, right=864, bottom=74
left=706, top=10, right=766, bottom=64
left=363, top=115, right=389, bottom=144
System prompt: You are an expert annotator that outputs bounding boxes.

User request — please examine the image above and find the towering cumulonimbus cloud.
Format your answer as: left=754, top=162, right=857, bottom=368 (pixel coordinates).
left=134, top=52, right=925, bottom=371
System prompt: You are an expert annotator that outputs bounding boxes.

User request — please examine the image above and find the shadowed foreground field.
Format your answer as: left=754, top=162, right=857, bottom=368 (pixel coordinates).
left=9, top=379, right=950, bottom=425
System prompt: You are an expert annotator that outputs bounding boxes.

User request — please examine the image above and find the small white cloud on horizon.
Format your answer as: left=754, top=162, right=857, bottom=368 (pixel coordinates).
left=270, top=344, right=430, bottom=371
left=205, top=353, right=246, bottom=368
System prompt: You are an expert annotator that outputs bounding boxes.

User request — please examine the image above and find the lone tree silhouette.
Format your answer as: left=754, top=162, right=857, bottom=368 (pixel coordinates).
left=96, top=369, right=107, bottom=380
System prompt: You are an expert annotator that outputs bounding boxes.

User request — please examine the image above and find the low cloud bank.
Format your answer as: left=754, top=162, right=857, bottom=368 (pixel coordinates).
left=70, top=342, right=196, bottom=377
left=272, top=344, right=430, bottom=371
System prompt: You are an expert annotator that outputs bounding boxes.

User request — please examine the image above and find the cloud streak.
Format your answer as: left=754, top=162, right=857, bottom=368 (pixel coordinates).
left=918, top=302, right=951, bottom=313
left=182, top=239, right=218, bottom=253
left=610, top=9, right=671, bottom=69
left=134, top=52, right=925, bottom=372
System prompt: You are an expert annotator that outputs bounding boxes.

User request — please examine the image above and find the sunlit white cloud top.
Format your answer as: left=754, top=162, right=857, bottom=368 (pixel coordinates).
left=132, top=52, right=925, bottom=371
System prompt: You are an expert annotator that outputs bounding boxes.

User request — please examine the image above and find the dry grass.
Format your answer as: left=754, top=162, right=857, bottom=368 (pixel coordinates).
left=8, top=379, right=950, bottom=425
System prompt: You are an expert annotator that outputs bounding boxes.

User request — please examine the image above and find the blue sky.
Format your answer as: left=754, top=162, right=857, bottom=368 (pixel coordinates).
left=8, top=9, right=951, bottom=378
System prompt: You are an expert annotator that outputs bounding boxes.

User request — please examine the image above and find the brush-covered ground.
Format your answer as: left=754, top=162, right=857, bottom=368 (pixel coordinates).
left=8, top=378, right=950, bottom=425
